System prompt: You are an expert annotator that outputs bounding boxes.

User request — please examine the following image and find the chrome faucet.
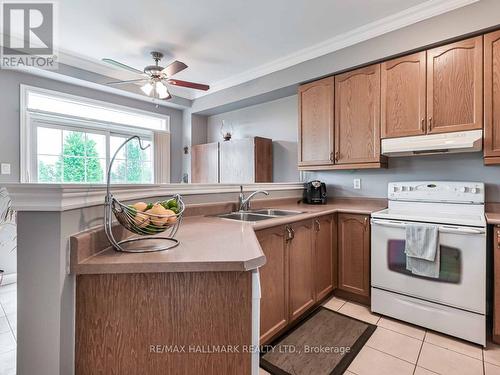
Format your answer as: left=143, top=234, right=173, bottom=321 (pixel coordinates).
left=238, top=185, right=269, bottom=211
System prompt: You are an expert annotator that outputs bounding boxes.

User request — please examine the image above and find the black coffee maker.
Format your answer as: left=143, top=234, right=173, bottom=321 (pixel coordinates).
left=304, top=180, right=327, bottom=204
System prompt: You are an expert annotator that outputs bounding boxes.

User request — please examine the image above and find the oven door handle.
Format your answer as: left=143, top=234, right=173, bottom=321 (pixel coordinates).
left=438, top=226, right=485, bottom=235
left=371, top=219, right=485, bottom=235
left=371, top=219, right=407, bottom=228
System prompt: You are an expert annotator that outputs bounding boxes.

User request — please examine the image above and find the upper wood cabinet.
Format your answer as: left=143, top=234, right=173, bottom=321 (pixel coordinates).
left=337, top=213, right=370, bottom=305
left=256, top=226, right=288, bottom=344
left=219, top=137, right=272, bottom=183
left=485, top=30, right=500, bottom=165
left=335, top=64, right=381, bottom=165
left=313, top=215, right=337, bottom=301
left=427, top=36, right=483, bottom=134
left=381, top=52, right=427, bottom=138
left=288, top=220, right=315, bottom=322
left=191, top=142, right=219, bottom=183
left=298, top=77, right=335, bottom=166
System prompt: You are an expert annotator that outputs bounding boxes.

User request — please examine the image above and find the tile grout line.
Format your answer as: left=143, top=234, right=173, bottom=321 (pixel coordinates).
left=412, top=331, right=426, bottom=374
left=0, top=302, right=16, bottom=343
left=423, top=341, right=484, bottom=366
left=423, top=336, right=484, bottom=362
left=367, top=345, right=419, bottom=367
left=376, top=322, right=426, bottom=342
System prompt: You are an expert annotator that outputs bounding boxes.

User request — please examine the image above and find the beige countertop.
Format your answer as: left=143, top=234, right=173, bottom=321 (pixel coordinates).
left=70, top=198, right=387, bottom=275
left=487, top=203, right=500, bottom=225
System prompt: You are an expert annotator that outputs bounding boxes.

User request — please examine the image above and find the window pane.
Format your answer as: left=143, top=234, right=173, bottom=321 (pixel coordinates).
left=63, top=130, right=86, bottom=157
left=28, top=91, right=167, bottom=131
left=37, top=127, right=61, bottom=155
left=141, top=140, right=152, bottom=161
left=86, top=133, right=106, bottom=158
left=141, top=161, right=153, bottom=183
left=110, top=159, right=127, bottom=184
left=110, top=135, right=127, bottom=160
left=85, top=158, right=105, bottom=183
left=62, top=156, right=85, bottom=182
left=38, top=155, right=60, bottom=182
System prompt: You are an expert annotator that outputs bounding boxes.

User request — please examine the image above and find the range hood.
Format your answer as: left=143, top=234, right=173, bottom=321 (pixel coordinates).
left=381, top=130, right=483, bottom=157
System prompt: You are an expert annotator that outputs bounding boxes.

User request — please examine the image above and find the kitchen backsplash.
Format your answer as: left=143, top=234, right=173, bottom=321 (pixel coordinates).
left=311, top=152, right=500, bottom=202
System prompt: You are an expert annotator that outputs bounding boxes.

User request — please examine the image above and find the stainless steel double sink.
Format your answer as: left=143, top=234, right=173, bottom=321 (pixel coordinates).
left=215, top=209, right=305, bottom=222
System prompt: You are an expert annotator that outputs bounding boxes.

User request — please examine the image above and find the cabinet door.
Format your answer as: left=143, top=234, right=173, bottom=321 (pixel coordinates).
left=381, top=52, right=427, bottom=138
left=191, top=143, right=219, bottom=183
left=427, top=36, right=483, bottom=134
left=298, top=77, right=335, bottom=166
left=314, top=215, right=337, bottom=301
left=219, top=139, right=254, bottom=183
left=256, top=226, right=288, bottom=344
left=335, top=65, right=381, bottom=164
left=338, top=214, right=370, bottom=299
left=494, top=226, right=500, bottom=343
left=485, top=31, right=500, bottom=162
left=288, top=220, right=315, bottom=322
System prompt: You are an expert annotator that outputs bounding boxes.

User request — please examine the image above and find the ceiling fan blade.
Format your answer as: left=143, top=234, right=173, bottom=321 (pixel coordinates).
left=105, top=78, right=149, bottom=85
left=102, top=58, right=144, bottom=75
left=161, top=60, right=188, bottom=77
left=166, top=79, right=209, bottom=91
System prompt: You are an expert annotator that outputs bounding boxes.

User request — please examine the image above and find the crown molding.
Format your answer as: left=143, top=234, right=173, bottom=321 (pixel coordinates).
left=193, top=0, right=480, bottom=99
left=3, top=183, right=304, bottom=211
left=12, top=65, right=191, bottom=110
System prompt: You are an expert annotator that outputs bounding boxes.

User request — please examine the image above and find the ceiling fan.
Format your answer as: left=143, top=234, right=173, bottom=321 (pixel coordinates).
left=102, top=51, right=209, bottom=100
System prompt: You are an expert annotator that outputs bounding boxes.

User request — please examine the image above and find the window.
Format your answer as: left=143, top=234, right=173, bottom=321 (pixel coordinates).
left=21, top=85, right=170, bottom=184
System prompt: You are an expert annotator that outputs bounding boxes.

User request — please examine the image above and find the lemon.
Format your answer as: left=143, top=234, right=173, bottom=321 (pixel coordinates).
left=133, top=212, right=150, bottom=228
left=131, top=202, right=148, bottom=212
left=146, top=204, right=170, bottom=226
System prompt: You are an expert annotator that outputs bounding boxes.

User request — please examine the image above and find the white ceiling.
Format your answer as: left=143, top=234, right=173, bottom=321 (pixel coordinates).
left=56, top=0, right=477, bottom=99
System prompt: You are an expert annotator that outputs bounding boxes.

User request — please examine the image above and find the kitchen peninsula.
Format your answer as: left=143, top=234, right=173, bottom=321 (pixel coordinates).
left=69, top=194, right=386, bottom=375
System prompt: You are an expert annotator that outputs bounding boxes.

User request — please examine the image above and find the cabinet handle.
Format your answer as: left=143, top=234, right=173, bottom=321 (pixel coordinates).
left=364, top=217, right=369, bottom=229
left=428, top=117, right=433, bottom=131
left=335, top=151, right=340, bottom=162
left=497, top=227, right=500, bottom=247
left=285, top=226, right=294, bottom=242
left=421, top=118, right=425, bottom=131
left=329, top=152, right=334, bottom=162
left=314, top=219, right=321, bottom=232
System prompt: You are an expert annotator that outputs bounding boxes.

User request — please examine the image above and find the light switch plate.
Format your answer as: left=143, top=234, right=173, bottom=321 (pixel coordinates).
left=0, top=163, right=11, bottom=175
left=353, top=178, right=361, bottom=190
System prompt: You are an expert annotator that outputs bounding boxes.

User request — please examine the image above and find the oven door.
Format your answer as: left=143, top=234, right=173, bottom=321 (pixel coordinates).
left=371, top=218, right=486, bottom=314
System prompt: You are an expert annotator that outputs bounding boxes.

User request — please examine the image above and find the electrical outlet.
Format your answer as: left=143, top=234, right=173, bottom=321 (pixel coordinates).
left=0, top=163, right=11, bottom=175
left=353, top=178, right=361, bottom=190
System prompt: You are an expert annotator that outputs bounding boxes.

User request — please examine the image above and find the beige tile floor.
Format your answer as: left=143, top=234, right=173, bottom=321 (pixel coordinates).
left=261, top=296, right=500, bottom=375
left=0, top=283, right=16, bottom=375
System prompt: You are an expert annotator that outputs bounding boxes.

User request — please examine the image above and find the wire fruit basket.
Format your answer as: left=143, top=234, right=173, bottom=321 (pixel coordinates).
left=104, top=136, right=184, bottom=253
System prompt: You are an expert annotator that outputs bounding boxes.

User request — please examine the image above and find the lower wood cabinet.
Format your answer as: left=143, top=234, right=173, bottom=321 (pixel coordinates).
left=288, top=220, right=315, bottom=322
left=337, top=213, right=371, bottom=304
left=256, top=226, right=288, bottom=344
left=314, top=215, right=337, bottom=301
left=493, top=226, right=500, bottom=343
left=257, top=215, right=337, bottom=343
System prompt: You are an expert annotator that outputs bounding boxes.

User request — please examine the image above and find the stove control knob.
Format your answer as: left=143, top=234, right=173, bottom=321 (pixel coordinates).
left=401, top=186, right=407, bottom=191
left=470, top=187, right=478, bottom=194
left=392, top=186, right=399, bottom=192
left=459, top=187, right=467, bottom=193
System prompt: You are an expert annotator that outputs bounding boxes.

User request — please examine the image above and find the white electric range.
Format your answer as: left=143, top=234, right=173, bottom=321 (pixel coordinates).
left=371, top=181, right=487, bottom=346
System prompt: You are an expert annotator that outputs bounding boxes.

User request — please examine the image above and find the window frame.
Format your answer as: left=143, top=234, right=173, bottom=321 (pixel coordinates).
left=20, top=85, right=167, bottom=184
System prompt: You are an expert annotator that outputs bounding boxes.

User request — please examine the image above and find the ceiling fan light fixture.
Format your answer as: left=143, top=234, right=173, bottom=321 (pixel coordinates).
left=155, top=81, right=170, bottom=99
left=141, top=82, right=153, bottom=95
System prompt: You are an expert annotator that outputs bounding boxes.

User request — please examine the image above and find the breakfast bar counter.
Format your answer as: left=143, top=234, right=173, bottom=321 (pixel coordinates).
left=70, top=198, right=387, bottom=275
